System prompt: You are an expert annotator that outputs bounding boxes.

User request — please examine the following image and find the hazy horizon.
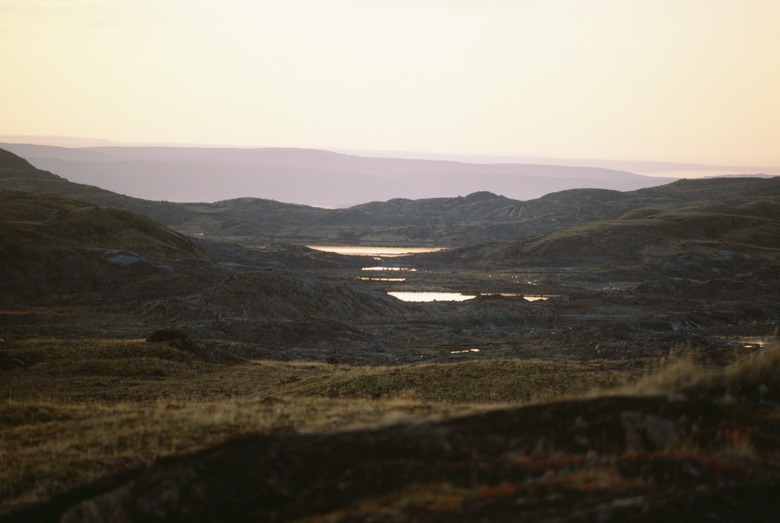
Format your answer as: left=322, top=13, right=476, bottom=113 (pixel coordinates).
left=3, top=134, right=779, bottom=181
left=3, top=140, right=686, bottom=207
left=3, top=1, right=780, bottom=168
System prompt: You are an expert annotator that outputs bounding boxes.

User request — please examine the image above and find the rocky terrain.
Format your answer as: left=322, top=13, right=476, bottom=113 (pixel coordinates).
left=0, top=189, right=406, bottom=364
left=1, top=147, right=779, bottom=520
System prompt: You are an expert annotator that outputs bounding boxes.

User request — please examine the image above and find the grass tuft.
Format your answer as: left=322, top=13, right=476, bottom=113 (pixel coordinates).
left=628, top=338, right=780, bottom=404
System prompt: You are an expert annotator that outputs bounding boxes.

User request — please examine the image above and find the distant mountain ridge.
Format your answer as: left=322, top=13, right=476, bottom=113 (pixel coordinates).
left=1, top=147, right=779, bottom=247
left=0, top=143, right=673, bottom=207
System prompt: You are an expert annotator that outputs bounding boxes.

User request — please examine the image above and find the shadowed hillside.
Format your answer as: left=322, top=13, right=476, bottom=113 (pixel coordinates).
left=2, top=147, right=778, bottom=247
left=0, top=191, right=201, bottom=265
left=0, top=149, right=190, bottom=225
left=417, top=192, right=780, bottom=269
left=0, top=189, right=407, bottom=361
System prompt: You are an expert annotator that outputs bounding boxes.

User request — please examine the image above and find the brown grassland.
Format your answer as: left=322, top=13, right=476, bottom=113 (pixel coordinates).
left=0, top=335, right=632, bottom=513
left=2, top=332, right=778, bottom=516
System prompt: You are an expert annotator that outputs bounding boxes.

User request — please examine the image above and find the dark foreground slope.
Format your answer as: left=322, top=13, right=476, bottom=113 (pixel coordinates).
left=7, top=337, right=779, bottom=521
left=5, top=392, right=779, bottom=522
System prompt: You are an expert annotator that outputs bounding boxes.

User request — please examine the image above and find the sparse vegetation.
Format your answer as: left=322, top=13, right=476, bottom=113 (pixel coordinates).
left=630, top=337, right=780, bottom=404
left=0, top=333, right=644, bottom=513
left=289, top=359, right=627, bottom=403
left=4, top=335, right=779, bottom=515
left=1, top=148, right=779, bottom=519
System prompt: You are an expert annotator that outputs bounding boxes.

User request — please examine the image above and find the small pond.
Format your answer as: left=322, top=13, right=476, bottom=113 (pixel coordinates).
left=306, top=246, right=444, bottom=257
left=388, top=292, right=553, bottom=303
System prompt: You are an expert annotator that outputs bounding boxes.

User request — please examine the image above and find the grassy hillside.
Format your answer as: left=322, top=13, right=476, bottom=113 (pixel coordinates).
left=0, top=334, right=637, bottom=514
left=0, top=191, right=202, bottom=267
left=423, top=196, right=780, bottom=268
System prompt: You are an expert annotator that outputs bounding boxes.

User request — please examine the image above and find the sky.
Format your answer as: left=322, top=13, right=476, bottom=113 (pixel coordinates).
left=2, top=0, right=780, bottom=166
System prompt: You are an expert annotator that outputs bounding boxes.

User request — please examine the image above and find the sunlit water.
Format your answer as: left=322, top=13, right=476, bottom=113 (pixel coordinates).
left=361, top=266, right=418, bottom=272
left=306, top=246, right=552, bottom=302
left=360, top=267, right=416, bottom=281
left=388, top=292, right=474, bottom=302
left=306, top=246, right=445, bottom=257
left=309, top=246, right=432, bottom=280
left=387, top=292, right=553, bottom=302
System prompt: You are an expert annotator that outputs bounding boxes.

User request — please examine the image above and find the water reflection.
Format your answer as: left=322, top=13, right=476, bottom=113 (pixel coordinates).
left=362, top=266, right=418, bottom=272
left=733, top=338, right=766, bottom=349
left=524, top=296, right=552, bottom=302
left=388, top=292, right=474, bottom=302
left=491, top=293, right=553, bottom=302
left=388, top=292, right=553, bottom=302
left=307, top=246, right=444, bottom=257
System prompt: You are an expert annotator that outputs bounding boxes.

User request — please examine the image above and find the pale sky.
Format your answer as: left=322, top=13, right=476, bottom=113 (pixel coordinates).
left=2, top=0, right=780, bottom=166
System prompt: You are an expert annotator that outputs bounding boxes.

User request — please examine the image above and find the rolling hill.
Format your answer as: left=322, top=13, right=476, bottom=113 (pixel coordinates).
left=0, top=143, right=671, bottom=207
left=0, top=185, right=405, bottom=356
left=0, top=191, right=201, bottom=266
left=2, top=147, right=779, bottom=248
left=418, top=195, right=780, bottom=280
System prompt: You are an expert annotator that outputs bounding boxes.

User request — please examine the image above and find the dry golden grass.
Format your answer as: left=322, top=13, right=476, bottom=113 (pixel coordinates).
left=0, top=336, right=635, bottom=513
left=627, top=337, right=780, bottom=403
left=0, top=395, right=492, bottom=512
left=287, top=359, right=627, bottom=404
left=9, top=334, right=777, bottom=515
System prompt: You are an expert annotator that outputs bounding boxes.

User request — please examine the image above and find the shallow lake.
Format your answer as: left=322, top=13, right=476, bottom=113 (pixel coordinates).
left=306, top=246, right=445, bottom=257
left=388, top=292, right=474, bottom=302
left=388, top=292, right=552, bottom=302
left=361, top=266, right=417, bottom=272
left=307, top=246, right=552, bottom=303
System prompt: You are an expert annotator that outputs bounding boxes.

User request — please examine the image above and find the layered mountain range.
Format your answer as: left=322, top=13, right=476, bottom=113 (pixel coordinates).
left=2, top=146, right=778, bottom=249
left=0, top=143, right=673, bottom=207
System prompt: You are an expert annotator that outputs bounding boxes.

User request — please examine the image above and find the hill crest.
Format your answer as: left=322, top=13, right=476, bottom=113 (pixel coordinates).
left=0, top=143, right=672, bottom=207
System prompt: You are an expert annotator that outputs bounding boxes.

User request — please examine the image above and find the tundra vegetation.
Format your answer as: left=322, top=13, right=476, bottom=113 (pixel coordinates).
left=1, top=148, right=778, bottom=520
